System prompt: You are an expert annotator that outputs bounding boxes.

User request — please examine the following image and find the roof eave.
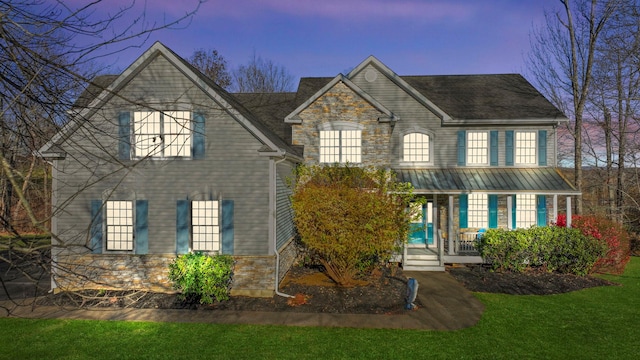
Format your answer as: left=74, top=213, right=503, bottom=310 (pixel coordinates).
left=442, top=117, right=568, bottom=126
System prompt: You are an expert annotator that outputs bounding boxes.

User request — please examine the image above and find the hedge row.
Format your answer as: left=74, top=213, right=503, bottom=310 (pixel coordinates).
left=476, top=226, right=607, bottom=275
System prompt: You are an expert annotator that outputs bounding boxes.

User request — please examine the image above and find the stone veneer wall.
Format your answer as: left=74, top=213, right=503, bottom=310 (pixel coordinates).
left=54, top=254, right=280, bottom=297
left=291, top=81, right=392, bottom=167
left=277, top=238, right=298, bottom=283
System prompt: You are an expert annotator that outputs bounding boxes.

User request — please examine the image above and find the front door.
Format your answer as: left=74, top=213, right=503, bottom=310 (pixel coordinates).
left=408, top=201, right=434, bottom=247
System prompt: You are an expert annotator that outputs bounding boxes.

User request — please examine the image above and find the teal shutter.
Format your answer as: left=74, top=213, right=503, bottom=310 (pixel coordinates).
left=512, top=195, right=517, bottom=229
left=459, top=194, right=468, bottom=228
left=537, top=195, right=547, bottom=226
left=135, top=200, right=148, bottom=254
left=490, top=131, right=498, bottom=166
left=538, top=130, right=547, bottom=166
left=221, top=200, right=234, bottom=254
left=176, top=200, right=189, bottom=254
left=118, top=112, right=131, bottom=160
left=90, top=200, right=103, bottom=254
left=488, top=195, right=498, bottom=228
left=457, top=131, right=466, bottom=166
left=505, top=130, right=514, bottom=166
left=192, top=112, right=205, bottom=159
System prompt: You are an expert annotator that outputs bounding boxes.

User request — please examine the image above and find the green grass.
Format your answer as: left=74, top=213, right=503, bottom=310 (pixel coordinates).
left=2, top=258, right=639, bottom=360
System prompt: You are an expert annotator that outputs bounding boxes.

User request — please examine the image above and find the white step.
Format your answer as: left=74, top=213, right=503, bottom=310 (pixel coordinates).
left=402, top=264, right=446, bottom=271
left=403, top=256, right=445, bottom=271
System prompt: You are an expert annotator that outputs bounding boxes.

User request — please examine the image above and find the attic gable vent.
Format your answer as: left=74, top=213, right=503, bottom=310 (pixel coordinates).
left=365, top=69, right=377, bottom=82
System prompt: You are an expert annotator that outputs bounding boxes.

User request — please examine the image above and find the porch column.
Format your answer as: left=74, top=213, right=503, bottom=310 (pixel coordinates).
left=552, top=194, right=558, bottom=224
left=448, top=195, right=455, bottom=255
left=507, top=195, right=513, bottom=230
left=566, top=196, right=572, bottom=228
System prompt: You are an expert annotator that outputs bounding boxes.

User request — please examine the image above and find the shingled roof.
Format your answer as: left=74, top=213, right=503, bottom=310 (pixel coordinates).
left=233, top=92, right=297, bottom=145
left=294, top=74, right=565, bottom=122
left=72, top=75, right=118, bottom=109
left=402, top=74, right=565, bottom=121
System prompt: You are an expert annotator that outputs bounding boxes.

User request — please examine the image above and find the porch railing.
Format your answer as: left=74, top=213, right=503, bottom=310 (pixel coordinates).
left=457, top=231, right=481, bottom=253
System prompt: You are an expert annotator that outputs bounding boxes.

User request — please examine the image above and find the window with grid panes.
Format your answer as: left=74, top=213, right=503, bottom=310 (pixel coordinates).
left=466, top=131, right=488, bottom=165
left=403, top=133, right=430, bottom=162
left=319, top=130, right=361, bottom=163
left=516, top=194, right=537, bottom=228
left=191, top=200, right=220, bottom=251
left=133, top=111, right=191, bottom=158
left=515, top=131, right=537, bottom=165
left=105, top=200, right=134, bottom=251
left=468, top=193, right=488, bottom=228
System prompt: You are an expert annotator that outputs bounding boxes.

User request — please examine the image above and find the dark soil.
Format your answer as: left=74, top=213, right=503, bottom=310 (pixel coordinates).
left=34, top=264, right=618, bottom=314
left=447, top=264, right=617, bottom=295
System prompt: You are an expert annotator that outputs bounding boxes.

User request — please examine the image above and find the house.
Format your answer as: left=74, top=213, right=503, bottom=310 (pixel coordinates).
left=37, top=42, right=302, bottom=297
left=284, top=56, right=578, bottom=270
left=38, top=42, right=578, bottom=296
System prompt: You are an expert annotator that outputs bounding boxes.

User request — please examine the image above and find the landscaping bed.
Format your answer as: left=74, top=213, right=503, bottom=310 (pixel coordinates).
left=33, top=263, right=617, bottom=313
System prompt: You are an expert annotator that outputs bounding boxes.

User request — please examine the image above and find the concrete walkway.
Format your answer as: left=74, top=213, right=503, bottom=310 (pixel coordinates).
left=1, top=271, right=484, bottom=330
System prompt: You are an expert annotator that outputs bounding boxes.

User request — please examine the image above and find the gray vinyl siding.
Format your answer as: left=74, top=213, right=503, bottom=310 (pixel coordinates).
left=276, top=176, right=295, bottom=249
left=54, top=54, right=272, bottom=256
left=350, top=65, right=453, bottom=167
left=275, top=162, right=296, bottom=250
left=349, top=65, right=557, bottom=168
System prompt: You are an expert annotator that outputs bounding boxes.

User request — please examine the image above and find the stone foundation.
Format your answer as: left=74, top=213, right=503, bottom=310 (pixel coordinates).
left=53, top=253, right=282, bottom=297
left=229, top=256, right=276, bottom=297
left=54, top=254, right=175, bottom=293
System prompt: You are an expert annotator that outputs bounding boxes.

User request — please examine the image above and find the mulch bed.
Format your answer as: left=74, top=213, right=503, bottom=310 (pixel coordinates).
left=447, top=264, right=618, bottom=295
left=34, top=263, right=619, bottom=313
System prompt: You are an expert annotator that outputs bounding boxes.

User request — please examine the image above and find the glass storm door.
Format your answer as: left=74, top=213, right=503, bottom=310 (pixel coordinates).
left=409, top=201, right=433, bottom=247
left=408, top=202, right=434, bottom=247
left=426, top=201, right=434, bottom=245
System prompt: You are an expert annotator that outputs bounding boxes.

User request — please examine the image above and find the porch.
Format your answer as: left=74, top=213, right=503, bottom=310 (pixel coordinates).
left=401, top=231, right=483, bottom=271
left=395, top=168, right=581, bottom=271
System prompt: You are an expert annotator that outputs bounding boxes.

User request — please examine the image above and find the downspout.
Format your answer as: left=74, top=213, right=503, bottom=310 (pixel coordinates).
left=272, top=156, right=294, bottom=298
left=45, top=159, right=57, bottom=293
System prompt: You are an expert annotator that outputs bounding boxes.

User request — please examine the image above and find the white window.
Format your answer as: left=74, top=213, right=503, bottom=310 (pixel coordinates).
left=468, top=193, right=488, bottom=228
left=105, top=200, right=134, bottom=251
left=403, top=133, right=430, bottom=162
left=515, top=131, right=536, bottom=165
left=467, top=131, right=488, bottom=165
left=192, top=200, right=220, bottom=252
left=516, top=194, right=537, bottom=228
left=319, top=130, right=361, bottom=163
left=133, top=111, right=191, bottom=158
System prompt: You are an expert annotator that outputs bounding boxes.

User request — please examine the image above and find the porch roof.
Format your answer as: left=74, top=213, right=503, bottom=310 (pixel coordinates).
left=394, top=168, right=579, bottom=195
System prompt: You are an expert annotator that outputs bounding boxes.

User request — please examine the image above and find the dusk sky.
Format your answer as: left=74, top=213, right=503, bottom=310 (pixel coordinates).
left=73, top=0, right=563, bottom=83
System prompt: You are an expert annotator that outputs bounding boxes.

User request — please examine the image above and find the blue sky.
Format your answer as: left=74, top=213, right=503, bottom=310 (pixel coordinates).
left=71, top=0, right=561, bottom=82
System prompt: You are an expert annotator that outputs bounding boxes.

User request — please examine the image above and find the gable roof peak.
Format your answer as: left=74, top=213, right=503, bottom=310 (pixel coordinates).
left=346, top=55, right=395, bottom=80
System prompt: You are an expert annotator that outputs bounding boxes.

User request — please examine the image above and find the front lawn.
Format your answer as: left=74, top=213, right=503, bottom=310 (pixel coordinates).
left=2, top=258, right=639, bottom=359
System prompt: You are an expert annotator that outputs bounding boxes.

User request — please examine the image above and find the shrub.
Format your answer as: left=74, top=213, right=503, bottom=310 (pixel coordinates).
left=568, top=215, right=631, bottom=274
left=291, top=164, right=417, bottom=286
left=477, top=226, right=606, bottom=275
left=168, top=252, right=234, bottom=304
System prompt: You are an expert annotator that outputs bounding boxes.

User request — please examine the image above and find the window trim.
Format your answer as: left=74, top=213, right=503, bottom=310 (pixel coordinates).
left=319, top=129, right=362, bottom=164
left=400, top=129, right=434, bottom=165
left=104, top=200, right=135, bottom=252
left=514, top=130, right=537, bottom=166
left=191, top=200, right=221, bottom=252
left=132, top=110, right=193, bottom=159
left=515, top=194, right=537, bottom=228
left=467, top=193, right=488, bottom=229
left=466, top=131, right=489, bottom=166
left=317, top=122, right=363, bottom=164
